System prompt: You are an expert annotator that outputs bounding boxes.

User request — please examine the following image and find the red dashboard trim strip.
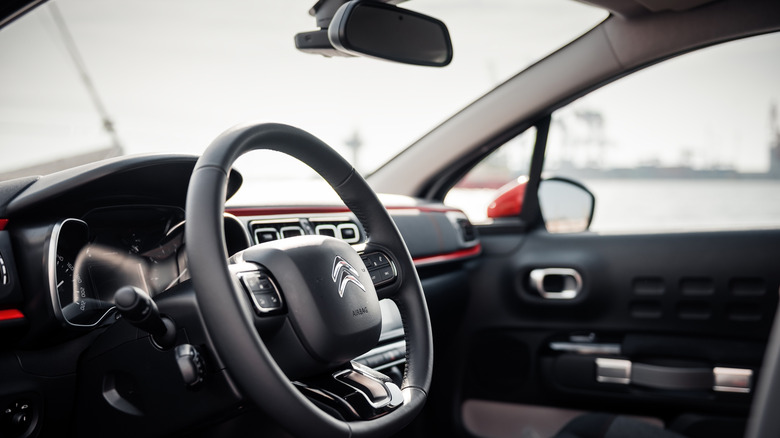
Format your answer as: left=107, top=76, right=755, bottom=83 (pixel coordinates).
left=0, top=219, right=8, bottom=230
left=226, top=205, right=465, bottom=217
left=0, top=309, right=25, bottom=322
left=226, top=207, right=350, bottom=216
left=389, top=205, right=463, bottom=214
left=413, top=244, right=482, bottom=266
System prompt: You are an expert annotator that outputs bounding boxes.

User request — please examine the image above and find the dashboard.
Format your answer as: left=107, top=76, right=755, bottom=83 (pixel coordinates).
left=0, top=154, right=480, bottom=437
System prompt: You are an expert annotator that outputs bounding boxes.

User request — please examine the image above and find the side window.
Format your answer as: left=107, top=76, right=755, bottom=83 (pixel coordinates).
left=444, top=127, right=536, bottom=222
left=545, top=32, right=780, bottom=233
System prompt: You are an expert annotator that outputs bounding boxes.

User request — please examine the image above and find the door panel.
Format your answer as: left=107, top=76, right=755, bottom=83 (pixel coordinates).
left=455, top=228, right=779, bottom=437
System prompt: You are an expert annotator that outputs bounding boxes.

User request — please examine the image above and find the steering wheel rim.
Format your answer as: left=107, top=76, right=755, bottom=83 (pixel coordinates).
left=185, top=122, right=432, bottom=438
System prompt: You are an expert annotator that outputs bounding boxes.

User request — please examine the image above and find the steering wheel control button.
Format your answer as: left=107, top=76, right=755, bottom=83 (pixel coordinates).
left=239, top=271, right=283, bottom=314
left=378, top=267, right=394, bottom=282
left=253, top=292, right=281, bottom=310
left=362, top=252, right=396, bottom=286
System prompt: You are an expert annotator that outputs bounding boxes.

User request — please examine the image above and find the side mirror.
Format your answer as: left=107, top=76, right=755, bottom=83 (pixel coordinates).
left=538, top=177, right=595, bottom=233
left=487, top=177, right=527, bottom=219
left=328, top=1, right=453, bottom=67
left=487, top=177, right=595, bottom=233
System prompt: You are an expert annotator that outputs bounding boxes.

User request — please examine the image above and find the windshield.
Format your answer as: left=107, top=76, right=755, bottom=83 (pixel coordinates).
left=0, top=0, right=606, bottom=202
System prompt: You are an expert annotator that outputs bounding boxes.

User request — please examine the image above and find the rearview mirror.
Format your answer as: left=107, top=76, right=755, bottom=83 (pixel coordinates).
left=328, top=1, right=453, bottom=67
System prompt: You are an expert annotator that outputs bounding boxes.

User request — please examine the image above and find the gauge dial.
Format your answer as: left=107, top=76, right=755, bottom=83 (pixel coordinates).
left=50, top=219, right=112, bottom=326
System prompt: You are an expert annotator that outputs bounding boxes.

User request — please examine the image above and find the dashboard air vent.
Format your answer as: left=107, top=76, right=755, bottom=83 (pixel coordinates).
left=250, top=217, right=362, bottom=245
left=457, top=218, right=477, bottom=242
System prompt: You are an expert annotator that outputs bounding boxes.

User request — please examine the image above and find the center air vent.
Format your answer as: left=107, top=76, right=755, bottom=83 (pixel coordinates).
left=311, top=218, right=361, bottom=244
left=250, top=216, right=363, bottom=245
left=251, top=219, right=302, bottom=244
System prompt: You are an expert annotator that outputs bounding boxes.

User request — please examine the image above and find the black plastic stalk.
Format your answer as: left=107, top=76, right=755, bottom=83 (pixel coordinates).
left=114, top=286, right=176, bottom=349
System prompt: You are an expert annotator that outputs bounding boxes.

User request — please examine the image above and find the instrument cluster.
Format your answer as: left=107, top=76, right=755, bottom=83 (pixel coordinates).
left=49, top=206, right=187, bottom=327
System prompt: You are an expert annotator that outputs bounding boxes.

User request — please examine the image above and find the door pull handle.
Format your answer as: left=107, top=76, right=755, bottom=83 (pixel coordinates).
left=529, top=268, right=582, bottom=300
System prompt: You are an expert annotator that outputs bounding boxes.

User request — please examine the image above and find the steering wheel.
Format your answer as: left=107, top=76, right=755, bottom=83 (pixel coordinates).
left=184, top=123, right=433, bottom=437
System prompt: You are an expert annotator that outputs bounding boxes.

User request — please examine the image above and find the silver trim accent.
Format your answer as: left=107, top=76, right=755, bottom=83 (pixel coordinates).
left=0, top=252, right=7, bottom=285
left=595, top=358, right=632, bottom=384
left=332, top=256, right=366, bottom=297
left=334, top=362, right=404, bottom=411
left=529, top=268, right=582, bottom=300
left=337, top=223, right=360, bottom=244
left=550, top=342, right=622, bottom=355
left=333, top=369, right=391, bottom=409
left=48, top=219, right=116, bottom=328
left=293, top=382, right=361, bottom=419
left=713, top=367, right=752, bottom=393
left=253, top=227, right=280, bottom=243
left=593, top=360, right=752, bottom=394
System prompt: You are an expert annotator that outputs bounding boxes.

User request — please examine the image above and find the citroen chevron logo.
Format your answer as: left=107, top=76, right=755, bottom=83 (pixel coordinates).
left=332, top=256, right=366, bottom=298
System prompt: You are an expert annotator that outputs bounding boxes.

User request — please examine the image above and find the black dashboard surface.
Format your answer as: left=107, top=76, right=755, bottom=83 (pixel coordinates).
left=0, top=154, right=480, bottom=438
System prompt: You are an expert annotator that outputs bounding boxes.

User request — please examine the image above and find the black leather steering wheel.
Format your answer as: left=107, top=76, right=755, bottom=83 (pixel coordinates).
left=184, top=123, right=433, bottom=437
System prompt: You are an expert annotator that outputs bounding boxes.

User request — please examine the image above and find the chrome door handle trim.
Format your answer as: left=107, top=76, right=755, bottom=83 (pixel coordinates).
left=529, top=268, right=582, bottom=300
left=550, top=342, right=622, bottom=355
left=594, top=358, right=753, bottom=393
left=595, top=358, right=632, bottom=384
left=713, top=367, right=753, bottom=393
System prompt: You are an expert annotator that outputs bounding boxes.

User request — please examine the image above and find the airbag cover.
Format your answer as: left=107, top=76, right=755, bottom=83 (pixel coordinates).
left=241, top=235, right=381, bottom=365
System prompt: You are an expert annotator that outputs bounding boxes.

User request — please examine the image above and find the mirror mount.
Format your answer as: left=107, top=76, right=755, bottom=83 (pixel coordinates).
left=309, top=0, right=351, bottom=28
left=308, top=0, right=408, bottom=28
left=295, top=0, right=353, bottom=58
left=295, top=29, right=352, bottom=58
